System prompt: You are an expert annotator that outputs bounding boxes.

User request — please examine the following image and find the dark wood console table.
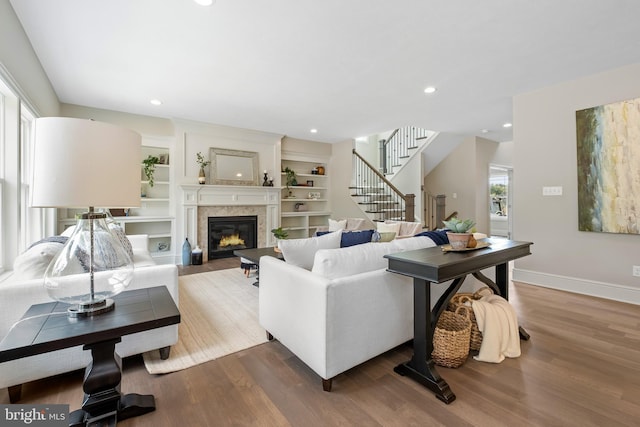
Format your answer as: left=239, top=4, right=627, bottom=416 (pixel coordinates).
left=384, top=238, right=532, bottom=404
left=0, top=286, right=180, bottom=426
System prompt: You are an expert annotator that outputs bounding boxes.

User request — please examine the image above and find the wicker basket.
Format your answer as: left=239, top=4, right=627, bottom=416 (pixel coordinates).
left=432, top=306, right=472, bottom=368
left=447, top=286, right=493, bottom=351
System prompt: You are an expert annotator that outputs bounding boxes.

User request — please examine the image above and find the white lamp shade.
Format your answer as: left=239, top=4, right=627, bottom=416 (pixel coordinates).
left=30, top=117, right=142, bottom=208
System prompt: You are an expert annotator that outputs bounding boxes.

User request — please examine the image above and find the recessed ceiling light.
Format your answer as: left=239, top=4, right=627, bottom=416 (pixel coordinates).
left=310, top=129, right=318, bottom=134
left=194, top=0, right=214, bottom=6
left=481, top=129, right=489, bottom=134
left=503, top=122, right=513, bottom=128
left=150, top=99, right=162, bottom=106
left=424, top=86, right=437, bottom=94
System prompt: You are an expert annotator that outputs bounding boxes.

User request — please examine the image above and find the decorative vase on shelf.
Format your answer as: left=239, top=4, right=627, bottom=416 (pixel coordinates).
left=182, top=238, right=192, bottom=266
left=198, top=167, right=206, bottom=185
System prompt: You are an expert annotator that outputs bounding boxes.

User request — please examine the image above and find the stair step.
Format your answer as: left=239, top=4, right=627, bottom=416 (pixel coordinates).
left=358, top=200, right=398, bottom=204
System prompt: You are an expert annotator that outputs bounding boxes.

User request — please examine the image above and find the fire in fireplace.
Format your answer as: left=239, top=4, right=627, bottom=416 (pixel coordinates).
left=208, top=215, right=257, bottom=259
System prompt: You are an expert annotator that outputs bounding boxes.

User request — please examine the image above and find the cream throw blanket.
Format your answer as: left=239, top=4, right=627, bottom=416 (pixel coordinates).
left=471, top=294, right=521, bottom=363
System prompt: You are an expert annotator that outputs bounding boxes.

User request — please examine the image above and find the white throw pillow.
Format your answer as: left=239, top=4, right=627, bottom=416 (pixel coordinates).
left=12, top=240, right=65, bottom=280
left=312, top=241, right=397, bottom=279
left=377, top=222, right=400, bottom=235
left=328, top=219, right=347, bottom=232
left=277, top=231, right=342, bottom=270
left=346, top=218, right=365, bottom=230
left=392, top=236, right=437, bottom=252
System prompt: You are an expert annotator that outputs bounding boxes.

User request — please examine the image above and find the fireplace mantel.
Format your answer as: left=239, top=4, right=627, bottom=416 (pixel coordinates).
left=180, top=185, right=281, bottom=255
left=181, top=184, right=280, bottom=206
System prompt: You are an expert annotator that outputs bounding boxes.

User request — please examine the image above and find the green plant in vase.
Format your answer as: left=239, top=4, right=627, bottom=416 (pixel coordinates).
left=271, top=227, right=288, bottom=240
left=196, top=152, right=211, bottom=184
left=271, top=227, right=288, bottom=252
left=143, top=155, right=160, bottom=187
left=442, top=217, right=477, bottom=249
left=284, top=167, right=297, bottom=198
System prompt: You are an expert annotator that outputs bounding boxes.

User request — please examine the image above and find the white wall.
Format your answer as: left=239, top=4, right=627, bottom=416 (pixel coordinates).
left=513, top=62, right=640, bottom=305
left=390, top=152, right=422, bottom=223
left=173, top=119, right=282, bottom=186
left=0, top=0, right=59, bottom=117
left=330, top=139, right=375, bottom=225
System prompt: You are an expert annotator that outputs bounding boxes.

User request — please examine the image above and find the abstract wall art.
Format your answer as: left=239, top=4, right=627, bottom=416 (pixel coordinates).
left=576, top=96, right=640, bottom=234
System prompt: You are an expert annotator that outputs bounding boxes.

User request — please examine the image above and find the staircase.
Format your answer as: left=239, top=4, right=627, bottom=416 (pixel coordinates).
left=380, top=127, right=434, bottom=179
left=350, top=149, right=415, bottom=222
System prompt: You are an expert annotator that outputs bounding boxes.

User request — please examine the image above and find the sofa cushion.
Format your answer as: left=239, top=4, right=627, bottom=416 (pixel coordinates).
left=316, top=229, right=375, bottom=248
left=12, top=237, right=68, bottom=281
left=311, top=236, right=439, bottom=280
left=328, top=219, right=347, bottom=231
left=377, top=222, right=400, bottom=235
left=392, top=236, right=438, bottom=252
left=108, top=224, right=134, bottom=261
left=385, top=220, right=423, bottom=237
left=375, top=231, right=396, bottom=242
left=278, top=231, right=342, bottom=270
left=312, top=241, right=398, bottom=279
left=340, top=229, right=374, bottom=247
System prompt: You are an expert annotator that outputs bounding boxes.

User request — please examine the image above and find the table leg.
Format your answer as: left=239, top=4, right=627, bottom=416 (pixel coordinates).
left=68, top=338, right=156, bottom=426
left=394, top=277, right=464, bottom=404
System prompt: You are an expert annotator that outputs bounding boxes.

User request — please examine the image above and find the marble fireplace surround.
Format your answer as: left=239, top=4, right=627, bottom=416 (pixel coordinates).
left=181, top=185, right=280, bottom=261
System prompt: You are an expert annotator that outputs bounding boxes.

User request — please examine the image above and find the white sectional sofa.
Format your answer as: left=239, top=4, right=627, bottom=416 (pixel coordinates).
left=0, top=234, right=179, bottom=402
left=259, top=234, right=442, bottom=391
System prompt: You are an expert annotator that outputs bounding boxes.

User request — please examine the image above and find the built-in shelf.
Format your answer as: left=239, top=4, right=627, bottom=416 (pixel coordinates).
left=280, top=156, right=331, bottom=238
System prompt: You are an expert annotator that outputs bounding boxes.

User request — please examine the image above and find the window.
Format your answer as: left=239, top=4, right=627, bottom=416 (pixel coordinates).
left=0, top=70, right=53, bottom=274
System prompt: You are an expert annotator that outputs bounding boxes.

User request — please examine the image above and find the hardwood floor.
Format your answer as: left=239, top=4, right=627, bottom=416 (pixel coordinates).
left=3, top=258, right=640, bottom=426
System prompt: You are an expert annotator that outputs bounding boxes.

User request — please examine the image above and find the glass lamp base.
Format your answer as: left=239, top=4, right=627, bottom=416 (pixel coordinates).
left=67, top=298, right=115, bottom=318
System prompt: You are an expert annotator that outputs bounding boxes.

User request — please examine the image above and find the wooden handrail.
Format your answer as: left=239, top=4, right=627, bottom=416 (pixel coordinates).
left=382, top=128, right=399, bottom=148
left=352, top=149, right=406, bottom=197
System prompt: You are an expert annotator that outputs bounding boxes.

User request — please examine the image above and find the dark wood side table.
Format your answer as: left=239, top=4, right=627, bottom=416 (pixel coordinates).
left=384, top=238, right=532, bottom=404
left=233, top=247, right=283, bottom=286
left=0, top=286, right=180, bottom=426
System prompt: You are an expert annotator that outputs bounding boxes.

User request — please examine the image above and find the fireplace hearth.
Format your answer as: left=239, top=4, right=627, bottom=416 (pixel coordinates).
left=208, top=216, right=258, bottom=259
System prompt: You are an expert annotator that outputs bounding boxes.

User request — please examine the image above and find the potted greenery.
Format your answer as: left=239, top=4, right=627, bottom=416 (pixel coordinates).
left=442, top=217, right=476, bottom=249
left=271, top=226, right=288, bottom=252
left=143, top=155, right=160, bottom=187
left=284, top=167, right=297, bottom=197
left=196, top=152, right=211, bottom=184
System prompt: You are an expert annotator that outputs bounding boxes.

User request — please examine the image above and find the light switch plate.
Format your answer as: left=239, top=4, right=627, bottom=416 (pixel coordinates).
left=542, top=186, right=563, bottom=196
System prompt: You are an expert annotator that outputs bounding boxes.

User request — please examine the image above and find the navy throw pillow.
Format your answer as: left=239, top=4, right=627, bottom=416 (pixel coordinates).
left=316, top=229, right=375, bottom=247
left=414, top=230, right=449, bottom=245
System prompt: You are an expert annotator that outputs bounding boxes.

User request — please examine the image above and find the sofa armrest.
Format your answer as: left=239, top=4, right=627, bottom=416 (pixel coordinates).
left=259, top=256, right=331, bottom=375
left=258, top=256, right=415, bottom=380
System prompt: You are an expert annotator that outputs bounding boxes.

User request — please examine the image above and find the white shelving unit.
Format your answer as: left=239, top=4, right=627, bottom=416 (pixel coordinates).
left=280, top=157, right=331, bottom=238
left=56, top=142, right=175, bottom=264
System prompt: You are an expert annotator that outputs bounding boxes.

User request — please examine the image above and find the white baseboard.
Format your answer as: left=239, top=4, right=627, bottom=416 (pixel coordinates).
left=512, top=268, right=640, bottom=305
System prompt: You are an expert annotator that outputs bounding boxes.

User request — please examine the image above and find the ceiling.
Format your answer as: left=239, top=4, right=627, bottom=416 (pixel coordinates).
left=9, top=0, right=640, bottom=143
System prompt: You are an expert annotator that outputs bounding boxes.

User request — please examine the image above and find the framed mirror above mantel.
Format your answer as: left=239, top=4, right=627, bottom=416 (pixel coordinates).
left=209, top=148, right=259, bottom=186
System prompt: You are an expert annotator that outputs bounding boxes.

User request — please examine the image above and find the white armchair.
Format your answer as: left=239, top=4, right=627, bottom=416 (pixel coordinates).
left=0, top=234, right=179, bottom=402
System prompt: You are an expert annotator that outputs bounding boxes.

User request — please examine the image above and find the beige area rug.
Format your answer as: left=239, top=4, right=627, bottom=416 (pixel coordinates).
left=142, top=268, right=267, bottom=374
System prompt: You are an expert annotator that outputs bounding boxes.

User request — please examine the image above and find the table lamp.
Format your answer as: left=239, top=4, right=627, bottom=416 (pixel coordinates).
left=30, top=117, right=141, bottom=317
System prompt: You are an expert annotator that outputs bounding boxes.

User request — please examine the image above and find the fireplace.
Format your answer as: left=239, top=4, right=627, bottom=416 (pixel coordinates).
left=208, top=215, right=257, bottom=259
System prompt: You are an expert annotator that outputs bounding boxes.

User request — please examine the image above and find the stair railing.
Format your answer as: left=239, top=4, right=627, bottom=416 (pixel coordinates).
left=352, top=149, right=415, bottom=222
left=424, top=193, right=457, bottom=230
left=380, top=127, right=432, bottom=175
